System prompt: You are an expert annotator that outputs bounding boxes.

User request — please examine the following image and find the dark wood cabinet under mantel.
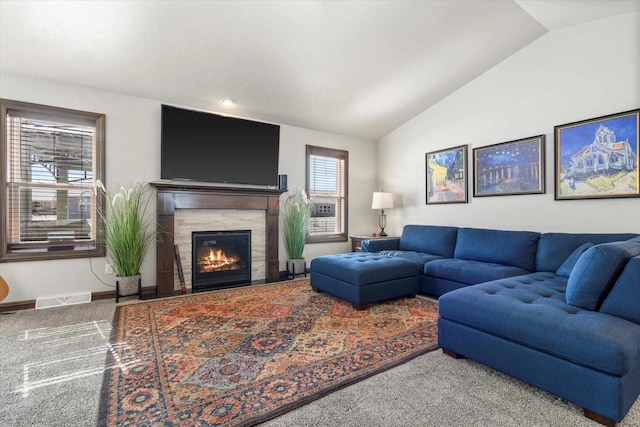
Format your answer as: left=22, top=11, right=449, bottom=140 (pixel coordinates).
left=151, top=181, right=286, bottom=298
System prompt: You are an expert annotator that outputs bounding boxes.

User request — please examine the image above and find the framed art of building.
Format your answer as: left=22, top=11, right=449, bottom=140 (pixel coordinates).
left=554, top=109, right=639, bottom=200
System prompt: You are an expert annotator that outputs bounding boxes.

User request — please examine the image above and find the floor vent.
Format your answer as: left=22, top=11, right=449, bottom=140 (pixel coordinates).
left=35, top=292, right=92, bottom=309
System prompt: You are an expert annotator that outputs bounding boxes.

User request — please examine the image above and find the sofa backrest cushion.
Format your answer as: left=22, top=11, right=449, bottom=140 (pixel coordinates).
left=535, top=232, right=639, bottom=272
left=399, top=225, right=458, bottom=258
left=599, top=256, right=640, bottom=324
left=453, top=227, right=540, bottom=271
left=566, top=241, right=640, bottom=310
left=555, top=242, right=594, bottom=277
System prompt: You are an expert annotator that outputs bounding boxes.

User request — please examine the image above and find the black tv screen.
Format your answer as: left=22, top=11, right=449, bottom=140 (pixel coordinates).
left=161, top=105, right=280, bottom=186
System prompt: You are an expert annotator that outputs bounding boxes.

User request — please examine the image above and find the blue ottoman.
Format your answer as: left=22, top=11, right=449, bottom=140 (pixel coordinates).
left=310, top=253, right=420, bottom=309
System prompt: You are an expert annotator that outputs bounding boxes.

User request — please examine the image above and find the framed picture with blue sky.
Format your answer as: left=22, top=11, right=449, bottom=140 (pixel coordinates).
left=554, top=109, right=639, bottom=200
left=473, top=135, right=545, bottom=197
left=426, top=145, right=468, bottom=204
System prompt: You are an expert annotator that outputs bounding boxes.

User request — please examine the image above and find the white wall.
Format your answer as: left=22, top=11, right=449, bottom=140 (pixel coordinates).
left=377, top=12, right=640, bottom=235
left=5, top=11, right=637, bottom=304
left=0, top=75, right=378, bottom=303
left=278, top=126, right=379, bottom=268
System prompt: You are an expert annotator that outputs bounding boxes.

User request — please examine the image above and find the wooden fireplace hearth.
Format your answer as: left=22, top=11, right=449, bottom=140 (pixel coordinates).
left=151, top=181, right=286, bottom=298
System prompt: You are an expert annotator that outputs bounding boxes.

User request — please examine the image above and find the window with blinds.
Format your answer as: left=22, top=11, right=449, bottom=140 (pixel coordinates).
left=0, top=99, right=105, bottom=261
left=306, top=145, right=348, bottom=243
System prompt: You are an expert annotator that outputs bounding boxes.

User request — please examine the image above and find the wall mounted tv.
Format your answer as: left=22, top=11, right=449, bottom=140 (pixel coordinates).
left=161, top=105, right=280, bottom=186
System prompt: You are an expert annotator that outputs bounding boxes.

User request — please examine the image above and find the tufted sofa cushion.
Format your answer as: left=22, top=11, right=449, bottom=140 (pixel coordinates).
left=454, top=228, right=540, bottom=271
left=424, top=258, right=530, bottom=285
left=310, top=252, right=418, bottom=286
left=566, top=240, right=640, bottom=310
left=438, top=272, right=640, bottom=376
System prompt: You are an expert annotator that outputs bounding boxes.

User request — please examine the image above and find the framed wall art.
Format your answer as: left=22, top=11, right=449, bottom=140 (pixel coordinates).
left=473, top=135, right=545, bottom=197
left=426, top=145, right=468, bottom=204
left=554, top=109, right=639, bottom=200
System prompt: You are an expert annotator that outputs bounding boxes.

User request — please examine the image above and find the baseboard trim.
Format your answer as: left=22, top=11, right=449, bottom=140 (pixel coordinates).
left=0, top=285, right=158, bottom=312
left=0, top=277, right=312, bottom=312
left=92, top=290, right=115, bottom=301
left=0, top=280, right=320, bottom=312
left=0, top=299, right=35, bottom=312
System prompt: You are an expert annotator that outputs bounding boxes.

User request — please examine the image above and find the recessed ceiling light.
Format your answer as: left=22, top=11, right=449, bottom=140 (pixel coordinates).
left=221, top=98, right=235, bottom=106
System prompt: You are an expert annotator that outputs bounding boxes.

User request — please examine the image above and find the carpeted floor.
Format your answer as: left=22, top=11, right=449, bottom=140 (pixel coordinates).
left=0, top=300, right=116, bottom=427
left=260, top=349, right=640, bottom=427
left=1, top=281, right=639, bottom=426
left=97, top=279, right=439, bottom=426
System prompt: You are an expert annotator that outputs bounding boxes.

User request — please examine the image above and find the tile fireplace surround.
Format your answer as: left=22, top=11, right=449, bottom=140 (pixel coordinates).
left=151, top=181, right=286, bottom=298
left=176, top=212, right=264, bottom=291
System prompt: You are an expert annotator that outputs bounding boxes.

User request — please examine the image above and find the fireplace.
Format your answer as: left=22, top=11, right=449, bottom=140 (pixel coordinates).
left=152, top=182, right=284, bottom=298
left=192, top=230, right=251, bottom=292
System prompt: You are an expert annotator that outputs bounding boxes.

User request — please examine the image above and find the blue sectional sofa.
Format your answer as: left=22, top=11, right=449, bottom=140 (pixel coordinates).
left=361, top=225, right=640, bottom=426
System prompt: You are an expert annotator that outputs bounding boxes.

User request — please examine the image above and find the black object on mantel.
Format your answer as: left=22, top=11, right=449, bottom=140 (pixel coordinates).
left=279, top=174, right=288, bottom=190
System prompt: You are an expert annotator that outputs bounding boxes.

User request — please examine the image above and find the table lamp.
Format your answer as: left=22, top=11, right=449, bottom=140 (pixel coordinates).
left=371, top=191, right=393, bottom=237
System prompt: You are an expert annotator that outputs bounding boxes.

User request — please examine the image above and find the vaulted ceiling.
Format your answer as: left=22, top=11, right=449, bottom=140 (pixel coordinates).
left=1, top=1, right=638, bottom=140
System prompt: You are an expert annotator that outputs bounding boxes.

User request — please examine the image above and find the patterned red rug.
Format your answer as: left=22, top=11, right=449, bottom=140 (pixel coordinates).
left=97, top=279, right=439, bottom=426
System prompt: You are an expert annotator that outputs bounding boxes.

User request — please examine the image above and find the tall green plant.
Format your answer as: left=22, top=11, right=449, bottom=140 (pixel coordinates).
left=282, top=189, right=311, bottom=259
left=95, top=180, right=157, bottom=277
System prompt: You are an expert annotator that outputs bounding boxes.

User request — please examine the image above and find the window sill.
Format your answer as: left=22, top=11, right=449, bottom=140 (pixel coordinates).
left=307, top=234, right=348, bottom=244
left=0, top=246, right=105, bottom=263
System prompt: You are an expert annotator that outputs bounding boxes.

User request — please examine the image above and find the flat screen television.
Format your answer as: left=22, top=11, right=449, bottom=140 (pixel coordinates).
left=161, top=105, right=280, bottom=186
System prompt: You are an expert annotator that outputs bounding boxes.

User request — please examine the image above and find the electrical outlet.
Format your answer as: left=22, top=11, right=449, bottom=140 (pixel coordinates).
left=105, top=264, right=114, bottom=275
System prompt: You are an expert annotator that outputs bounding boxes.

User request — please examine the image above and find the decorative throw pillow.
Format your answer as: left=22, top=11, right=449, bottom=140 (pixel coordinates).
left=555, top=242, right=594, bottom=277
left=566, top=241, right=640, bottom=310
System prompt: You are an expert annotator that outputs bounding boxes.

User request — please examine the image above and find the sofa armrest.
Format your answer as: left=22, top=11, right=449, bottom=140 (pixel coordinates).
left=361, top=238, right=400, bottom=252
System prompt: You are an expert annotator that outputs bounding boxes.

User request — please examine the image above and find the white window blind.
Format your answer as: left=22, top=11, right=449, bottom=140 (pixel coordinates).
left=4, top=108, right=97, bottom=254
left=306, top=145, right=348, bottom=242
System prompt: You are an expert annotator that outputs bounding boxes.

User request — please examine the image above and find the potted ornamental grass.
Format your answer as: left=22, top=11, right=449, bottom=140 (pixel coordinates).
left=282, top=188, right=311, bottom=276
left=95, top=180, right=158, bottom=297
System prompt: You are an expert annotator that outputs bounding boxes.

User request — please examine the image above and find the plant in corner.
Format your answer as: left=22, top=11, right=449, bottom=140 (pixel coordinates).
left=95, top=180, right=158, bottom=298
left=282, top=188, right=311, bottom=276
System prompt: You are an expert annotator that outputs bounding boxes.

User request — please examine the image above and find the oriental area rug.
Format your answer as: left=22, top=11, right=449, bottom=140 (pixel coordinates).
left=97, top=279, right=439, bottom=426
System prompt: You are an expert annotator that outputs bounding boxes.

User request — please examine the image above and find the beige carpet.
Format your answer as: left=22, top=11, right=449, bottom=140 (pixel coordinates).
left=261, top=349, right=640, bottom=426
left=0, top=300, right=115, bottom=427
left=0, top=291, right=639, bottom=426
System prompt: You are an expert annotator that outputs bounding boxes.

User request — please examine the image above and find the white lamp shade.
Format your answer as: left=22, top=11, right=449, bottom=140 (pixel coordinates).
left=371, top=192, right=394, bottom=209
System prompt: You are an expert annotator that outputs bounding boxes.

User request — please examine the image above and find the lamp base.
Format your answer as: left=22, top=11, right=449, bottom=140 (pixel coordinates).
left=377, top=212, right=388, bottom=238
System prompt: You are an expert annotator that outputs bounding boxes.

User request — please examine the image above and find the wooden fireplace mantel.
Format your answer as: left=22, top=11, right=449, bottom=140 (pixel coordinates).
left=151, top=181, right=287, bottom=298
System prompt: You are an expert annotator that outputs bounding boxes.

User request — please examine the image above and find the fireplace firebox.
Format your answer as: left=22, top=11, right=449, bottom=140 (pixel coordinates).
left=192, top=230, right=251, bottom=292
